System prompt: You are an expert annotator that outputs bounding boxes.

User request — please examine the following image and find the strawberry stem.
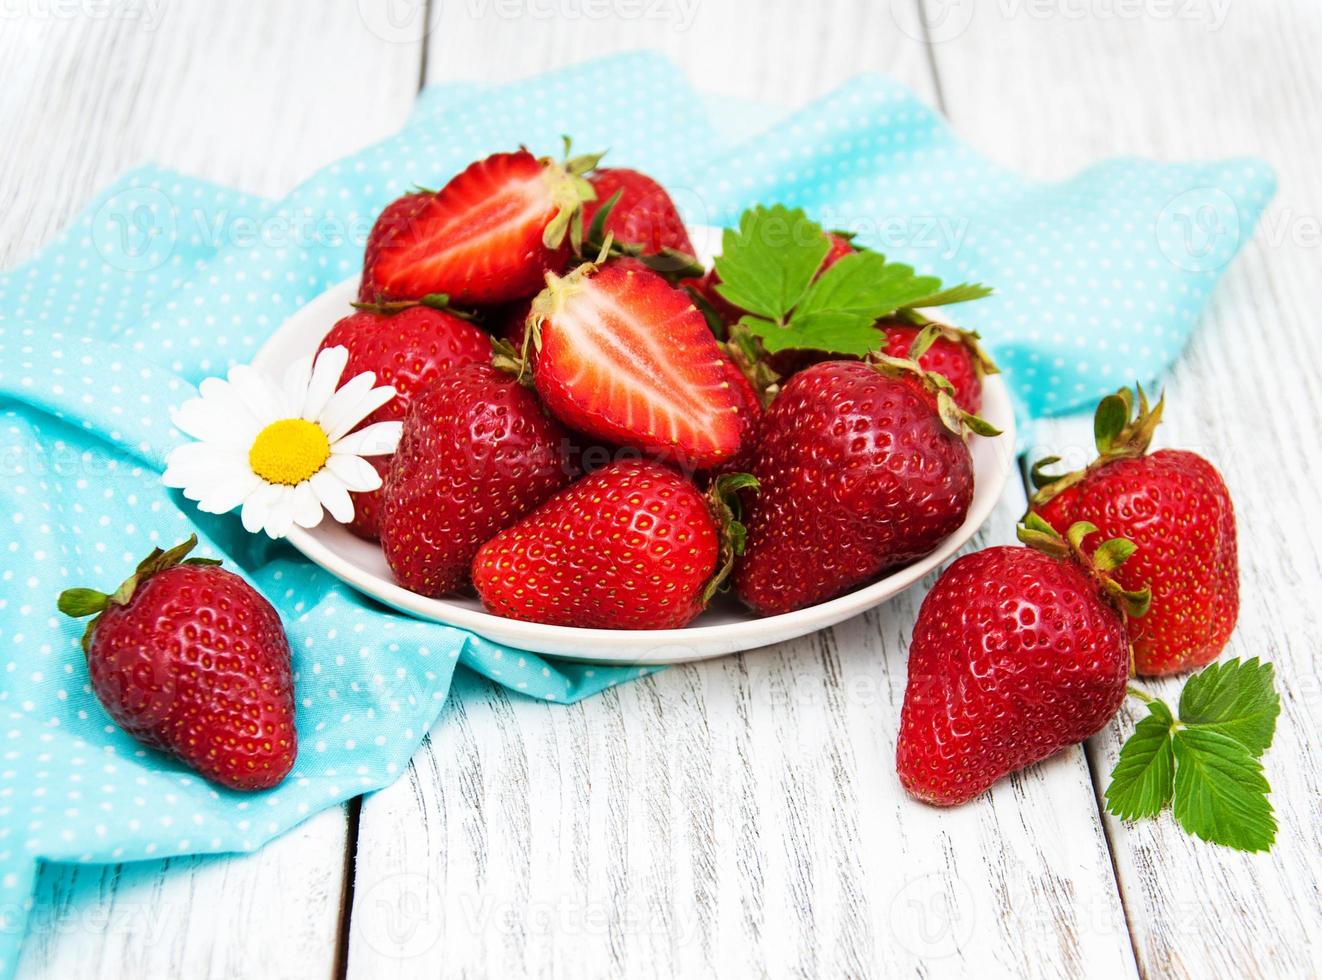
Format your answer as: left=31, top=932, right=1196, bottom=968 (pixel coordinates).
left=57, top=534, right=221, bottom=654
left=701, top=472, right=759, bottom=605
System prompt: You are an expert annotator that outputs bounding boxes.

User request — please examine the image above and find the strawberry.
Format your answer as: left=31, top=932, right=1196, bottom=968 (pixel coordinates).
left=734, top=350, right=997, bottom=616
left=582, top=168, right=694, bottom=257
left=880, top=320, right=996, bottom=413
left=360, top=148, right=597, bottom=305
left=472, top=459, right=754, bottom=629
left=897, top=518, right=1149, bottom=806
left=356, top=191, right=432, bottom=303
left=315, top=305, right=491, bottom=539
left=380, top=361, right=575, bottom=596
left=708, top=353, right=764, bottom=477
left=57, top=536, right=297, bottom=791
left=1029, top=387, right=1238, bottom=675
left=528, top=259, right=745, bottom=470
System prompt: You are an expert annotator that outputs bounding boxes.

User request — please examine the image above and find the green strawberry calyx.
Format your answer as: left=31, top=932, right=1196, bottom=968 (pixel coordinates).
left=56, top=534, right=222, bottom=654
left=579, top=187, right=705, bottom=280
left=870, top=323, right=1002, bottom=439
left=701, top=472, right=760, bottom=605
left=1029, top=384, right=1165, bottom=509
left=1016, top=514, right=1151, bottom=620
left=538, top=136, right=604, bottom=253
left=350, top=292, right=478, bottom=322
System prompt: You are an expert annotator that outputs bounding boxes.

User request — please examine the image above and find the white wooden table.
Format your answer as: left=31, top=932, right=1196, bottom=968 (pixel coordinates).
left=5, top=2, right=1321, bottom=977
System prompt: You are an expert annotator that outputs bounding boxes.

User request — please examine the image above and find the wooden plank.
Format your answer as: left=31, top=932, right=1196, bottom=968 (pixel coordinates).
left=931, top=1, right=1322, bottom=974
left=3, top=4, right=424, bottom=977
left=348, top=484, right=1136, bottom=979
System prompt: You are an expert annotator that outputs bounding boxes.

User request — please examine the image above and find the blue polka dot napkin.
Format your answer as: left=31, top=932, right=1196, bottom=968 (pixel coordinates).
left=0, top=51, right=1272, bottom=974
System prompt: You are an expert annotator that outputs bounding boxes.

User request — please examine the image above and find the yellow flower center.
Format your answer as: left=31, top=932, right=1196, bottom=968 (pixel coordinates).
left=248, top=418, right=330, bottom=486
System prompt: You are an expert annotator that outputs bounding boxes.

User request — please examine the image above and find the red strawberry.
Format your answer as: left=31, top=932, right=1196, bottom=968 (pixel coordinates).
left=735, top=357, right=996, bottom=615
left=708, top=353, right=764, bottom=477
left=583, top=168, right=694, bottom=257
left=880, top=321, right=993, bottom=413
left=356, top=192, right=432, bottom=303
left=381, top=361, right=575, bottom=596
left=897, top=518, right=1148, bottom=806
left=57, top=536, right=297, bottom=791
left=360, top=149, right=596, bottom=305
left=472, top=459, right=754, bottom=629
left=1030, top=387, right=1238, bottom=676
left=315, top=305, right=491, bottom=539
left=529, top=260, right=745, bottom=470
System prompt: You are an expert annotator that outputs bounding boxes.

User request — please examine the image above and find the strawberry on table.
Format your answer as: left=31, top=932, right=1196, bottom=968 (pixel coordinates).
left=472, top=460, right=756, bottom=630
left=734, top=338, right=999, bottom=616
left=57, top=535, right=297, bottom=792
left=381, top=361, right=575, bottom=596
left=359, top=146, right=599, bottom=305
left=1028, top=387, right=1238, bottom=676
left=528, top=258, right=746, bottom=470
left=315, top=304, right=492, bottom=540
left=896, top=517, right=1149, bottom=807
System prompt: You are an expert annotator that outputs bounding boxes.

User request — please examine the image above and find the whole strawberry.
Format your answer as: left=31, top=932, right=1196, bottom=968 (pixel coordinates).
left=529, top=259, right=746, bottom=470
left=360, top=147, right=598, bottom=305
left=1030, top=387, right=1238, bottom=675
left=879, top=320, right=995, bottom=414
left=315, top=304, right=491, bottom=539
left=57, top=536, right=297, bottom=791
left=897, top=518, right=1149, bottom=806
left=473, top=460, right=754, bottom=629
left=582, top=168, right=694, bottom=257
left=381, top=361, right=575, bottom=596
left=734, top=347, right=997, bottom=616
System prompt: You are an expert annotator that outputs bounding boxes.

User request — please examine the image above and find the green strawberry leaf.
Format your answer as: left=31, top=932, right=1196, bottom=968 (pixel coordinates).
left=1178, top=657, right=1280, bottom=757
left=712, top=205, right=993, bottom=356
left=1105, top=699, right=1176, bottom=821
left=713, top=205, right=829, bottom=321
left=901, top=282, right=995, bottom=308
left=1171, top=727, right=1276, bottom=852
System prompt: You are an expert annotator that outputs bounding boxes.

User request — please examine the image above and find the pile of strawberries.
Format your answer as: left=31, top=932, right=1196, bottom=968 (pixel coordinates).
left=61, top=141, right=1260, bottom=848
left=323, top=145, right=1004, bottom=629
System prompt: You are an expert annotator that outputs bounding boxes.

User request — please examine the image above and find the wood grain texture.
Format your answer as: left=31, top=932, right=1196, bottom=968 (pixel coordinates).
left=348, top=489, right=1136, bottom=979
left=929, top=0, right=1322, bottom=975
left=2, top=4, right=424, bottom=978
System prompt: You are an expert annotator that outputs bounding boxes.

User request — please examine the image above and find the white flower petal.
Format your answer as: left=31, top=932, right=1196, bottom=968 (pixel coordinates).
left=197, top=471, right=262, bottom=516
left=310, top=468, right=355, bottom=524
left=331, top=421, right=403, bottom=457
left=291, top=481, right=325, bottom=529
left=282, top=354, right=314, bottom=417
left=228, top=364, right=284, bottom=424
left=325, top=452, right=383, bottom=492
left=301, top=346, right=349, bottom=422
left=241, top=482, right=282, bottom=534
left=172, top=391, right=260, bottom=449
left=321, top=375, right=396, bottom=443
left=262, top=485, right=297, bottom=539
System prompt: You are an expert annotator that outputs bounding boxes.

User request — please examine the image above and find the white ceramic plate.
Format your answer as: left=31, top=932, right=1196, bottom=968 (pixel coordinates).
left=251, top=227, right=1016, bottom=664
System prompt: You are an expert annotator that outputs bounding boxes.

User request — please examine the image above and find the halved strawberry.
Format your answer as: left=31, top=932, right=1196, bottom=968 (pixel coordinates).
left=529, top=260, right=745, bottom=470
left=361, top=149, right=595, bottom=305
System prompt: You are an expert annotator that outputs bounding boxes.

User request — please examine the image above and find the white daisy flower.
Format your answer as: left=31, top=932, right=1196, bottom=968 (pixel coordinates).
left=163, top=346, right=401, bottom=539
